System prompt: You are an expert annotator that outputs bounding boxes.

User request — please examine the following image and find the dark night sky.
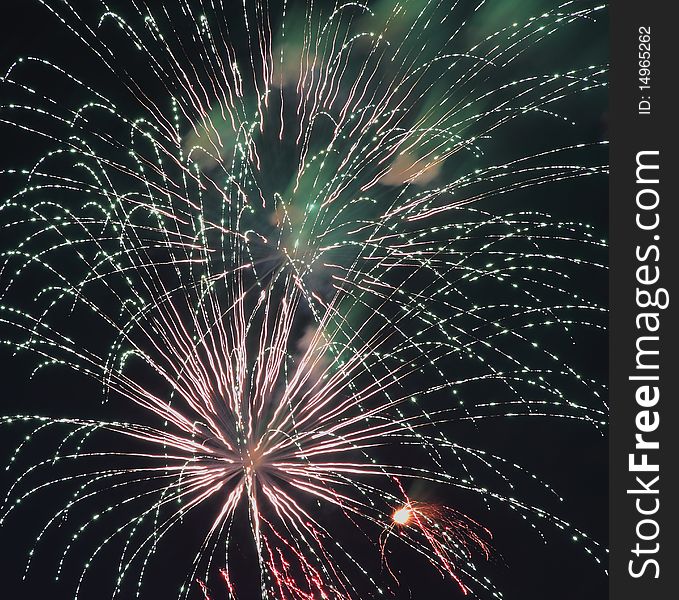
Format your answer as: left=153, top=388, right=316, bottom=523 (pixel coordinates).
left=0, top=1, right=607, bottom=599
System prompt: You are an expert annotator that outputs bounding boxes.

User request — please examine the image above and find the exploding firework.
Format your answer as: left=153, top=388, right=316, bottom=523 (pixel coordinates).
left=380, top=480, right=492, bottom=594
left=0, top=1, right=606, bottom=598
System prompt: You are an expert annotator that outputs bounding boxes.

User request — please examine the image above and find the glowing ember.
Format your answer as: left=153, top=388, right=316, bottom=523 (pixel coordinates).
left=393, top=507, right=412, bottom=526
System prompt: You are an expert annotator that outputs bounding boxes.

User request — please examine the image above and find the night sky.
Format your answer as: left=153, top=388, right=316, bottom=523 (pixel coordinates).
left=0, top=1, right=608, bottom=599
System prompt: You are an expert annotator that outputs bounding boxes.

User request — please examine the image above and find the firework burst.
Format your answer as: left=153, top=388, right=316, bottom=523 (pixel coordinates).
left=0, top=1, right=606, bottom=598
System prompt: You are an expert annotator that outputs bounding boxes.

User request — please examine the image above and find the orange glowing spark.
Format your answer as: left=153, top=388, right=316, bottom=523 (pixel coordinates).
left=392, top=507, right=412, bottom=525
